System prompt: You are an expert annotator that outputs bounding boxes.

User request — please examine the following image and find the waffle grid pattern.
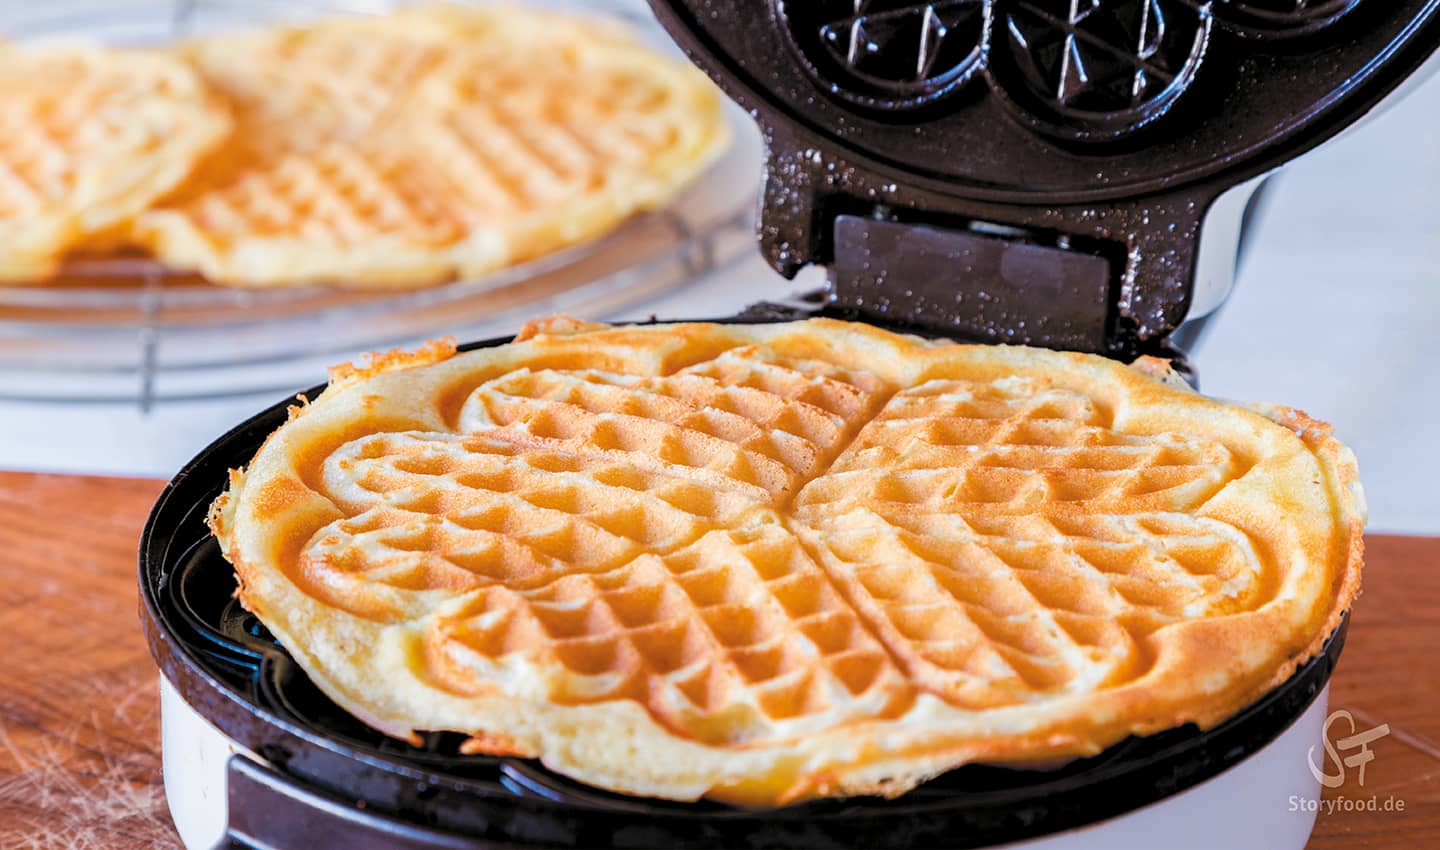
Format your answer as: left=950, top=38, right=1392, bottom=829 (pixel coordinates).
left=283, top=344, right=1284, bottom=749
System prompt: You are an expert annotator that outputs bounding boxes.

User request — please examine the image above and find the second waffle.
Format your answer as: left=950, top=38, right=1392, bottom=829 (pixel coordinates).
left=128, top=4, right=731, bottom=289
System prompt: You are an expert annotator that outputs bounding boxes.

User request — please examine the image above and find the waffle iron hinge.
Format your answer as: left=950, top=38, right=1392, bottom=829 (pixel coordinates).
left=827, top=213, right=1116, bottom=354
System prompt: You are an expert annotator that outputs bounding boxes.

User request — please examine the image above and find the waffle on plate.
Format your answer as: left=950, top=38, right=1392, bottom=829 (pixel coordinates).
left=130, top=4, right=730, bottom=288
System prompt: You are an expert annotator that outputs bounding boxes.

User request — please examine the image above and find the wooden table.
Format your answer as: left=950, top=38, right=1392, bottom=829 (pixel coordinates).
left=0, top=471, right=1434, bottom=849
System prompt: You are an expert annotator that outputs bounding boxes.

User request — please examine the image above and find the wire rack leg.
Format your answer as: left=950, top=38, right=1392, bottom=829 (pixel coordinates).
left=171, top=0, right=198, bottom=38
left=652, top=209, right=717, bottom=280
left=138, top=267, right=163, bottom=414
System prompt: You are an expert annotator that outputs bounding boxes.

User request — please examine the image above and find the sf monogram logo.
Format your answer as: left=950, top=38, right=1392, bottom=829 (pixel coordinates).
left=1309, top=710, right=1391, bottom=789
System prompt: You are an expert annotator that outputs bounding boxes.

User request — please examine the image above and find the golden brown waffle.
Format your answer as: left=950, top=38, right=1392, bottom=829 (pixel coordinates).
left=211, top=318, right=1365, bottom=805
left=131, top=5, right=730, bottom=288
left=0, top=45, right=229, bottom=282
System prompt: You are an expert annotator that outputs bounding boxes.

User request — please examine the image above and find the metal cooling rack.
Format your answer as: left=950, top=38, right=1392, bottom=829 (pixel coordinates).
left=0, top=0, right=759, bottom=409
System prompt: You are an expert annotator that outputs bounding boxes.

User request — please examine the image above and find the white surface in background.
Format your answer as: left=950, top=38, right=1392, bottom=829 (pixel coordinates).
left=1, top=60, right=1437, bottom=535
left=1191, top=69, right=1440, bottom=536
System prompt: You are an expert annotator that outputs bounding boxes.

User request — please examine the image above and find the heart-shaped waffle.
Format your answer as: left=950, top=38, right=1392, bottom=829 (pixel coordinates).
left=211, top=318, right=1363, bottom=804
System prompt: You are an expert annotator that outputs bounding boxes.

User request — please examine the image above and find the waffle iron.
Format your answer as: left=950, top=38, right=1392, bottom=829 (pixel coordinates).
left=141, top=2, right=1440, bottom=848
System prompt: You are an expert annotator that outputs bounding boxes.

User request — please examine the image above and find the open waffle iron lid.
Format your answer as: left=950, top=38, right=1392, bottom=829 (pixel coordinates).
left=650, top=0, right=1440, bottom=358
left=139, top=4, right=1435, bottom=849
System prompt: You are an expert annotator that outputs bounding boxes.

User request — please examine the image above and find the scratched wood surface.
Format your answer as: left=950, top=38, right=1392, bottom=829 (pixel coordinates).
left=0, top=471, right=1434, bottom=849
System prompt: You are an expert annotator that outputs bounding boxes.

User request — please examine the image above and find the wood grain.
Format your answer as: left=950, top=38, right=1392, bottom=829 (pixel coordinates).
left=0, top=470, right=1433, bottom=849
left=1308, top=534, right=1440, bottom=849
left=0, top=473, right=174, bottom=850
